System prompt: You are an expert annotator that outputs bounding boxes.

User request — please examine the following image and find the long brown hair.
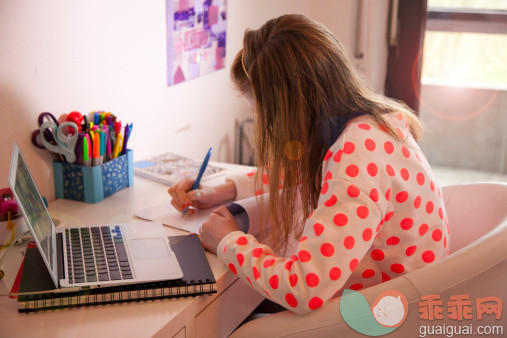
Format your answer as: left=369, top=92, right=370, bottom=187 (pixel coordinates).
left=231, top=14, right=422, bottom=251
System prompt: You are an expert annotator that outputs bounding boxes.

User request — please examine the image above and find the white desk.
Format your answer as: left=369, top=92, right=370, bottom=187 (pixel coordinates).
left=0, top=162, right=264, bottom=338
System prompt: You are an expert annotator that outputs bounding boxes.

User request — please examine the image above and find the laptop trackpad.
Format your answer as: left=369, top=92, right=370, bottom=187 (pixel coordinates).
left=129, top=238, right=171, bottom=259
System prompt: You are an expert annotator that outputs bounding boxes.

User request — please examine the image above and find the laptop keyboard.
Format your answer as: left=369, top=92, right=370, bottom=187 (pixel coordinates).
left=65, top=226, right=133, bottom=284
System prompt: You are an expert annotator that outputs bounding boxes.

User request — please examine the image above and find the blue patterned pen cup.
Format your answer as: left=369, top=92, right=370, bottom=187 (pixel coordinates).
left=53, top=150, right=134, bottom=203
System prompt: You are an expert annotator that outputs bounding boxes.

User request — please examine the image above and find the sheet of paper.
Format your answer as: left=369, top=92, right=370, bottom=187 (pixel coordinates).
left=134, top=200, right=220, bottom=234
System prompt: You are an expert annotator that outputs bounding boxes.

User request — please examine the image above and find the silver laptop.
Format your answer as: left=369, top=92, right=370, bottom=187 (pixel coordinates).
left=8, top=142, right=183, bottom=289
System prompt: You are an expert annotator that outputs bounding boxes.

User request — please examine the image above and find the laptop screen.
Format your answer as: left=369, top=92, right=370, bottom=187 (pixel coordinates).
left=8, top=142, right=58, bottom=286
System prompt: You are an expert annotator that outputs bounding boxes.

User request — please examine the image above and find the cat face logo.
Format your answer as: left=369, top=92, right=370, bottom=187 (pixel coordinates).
left=371, top=290, right=408, bottom=328
left=340, top=289, right=408, bottom=336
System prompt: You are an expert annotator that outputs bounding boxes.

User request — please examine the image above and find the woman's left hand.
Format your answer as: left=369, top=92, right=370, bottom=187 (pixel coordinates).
left=199, top=206, right=240, bottom=254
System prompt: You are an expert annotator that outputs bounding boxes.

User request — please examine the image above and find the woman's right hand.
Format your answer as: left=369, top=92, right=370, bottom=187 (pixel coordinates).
left=168, top=177, right=237, bottom=213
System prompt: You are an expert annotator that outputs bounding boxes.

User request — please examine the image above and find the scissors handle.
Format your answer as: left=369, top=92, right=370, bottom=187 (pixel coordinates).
left=39, top=121, right=78, bottom=163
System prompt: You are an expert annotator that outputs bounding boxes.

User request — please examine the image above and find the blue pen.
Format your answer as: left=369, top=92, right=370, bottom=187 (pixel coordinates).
left=182, top=147, right=213, bottom=216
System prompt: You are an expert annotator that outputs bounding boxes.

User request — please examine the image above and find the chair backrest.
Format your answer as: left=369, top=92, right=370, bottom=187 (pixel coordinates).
left=442, top=182, right=507, bottom=253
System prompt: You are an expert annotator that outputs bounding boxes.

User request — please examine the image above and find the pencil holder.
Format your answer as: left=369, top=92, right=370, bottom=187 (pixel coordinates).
left=53, top=150, right=134, bottom=203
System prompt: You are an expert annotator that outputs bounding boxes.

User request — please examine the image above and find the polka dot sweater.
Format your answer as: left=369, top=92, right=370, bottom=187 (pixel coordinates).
left=217, top=113, right=450, bottom=315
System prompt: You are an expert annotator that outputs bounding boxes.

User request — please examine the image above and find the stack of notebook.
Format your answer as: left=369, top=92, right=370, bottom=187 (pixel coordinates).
left=12, top=234, right=216, bottom=313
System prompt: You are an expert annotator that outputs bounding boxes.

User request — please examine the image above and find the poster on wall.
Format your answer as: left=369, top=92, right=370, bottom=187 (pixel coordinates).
left=166, top=0, right=227, bottom=86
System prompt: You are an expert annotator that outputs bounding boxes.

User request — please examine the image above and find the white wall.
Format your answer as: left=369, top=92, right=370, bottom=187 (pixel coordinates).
left=0, top=0, right=389, bottom=201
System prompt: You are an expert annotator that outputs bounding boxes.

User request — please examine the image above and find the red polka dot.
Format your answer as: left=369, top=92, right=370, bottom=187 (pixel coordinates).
left=346, top=165, right=359, bottom=177
left=223, top=245, right=227, bottom=253
left=371, top=249, right=385, bottom=261
left=419, top=224, right=429, bottom=236
left=237, top=253, right=244, bottom=266
left=263, top=258, right=275, bottom=268
left=343, top=142, right=355, bottom=154
left=285, top=293, right=298, bottom=308
left=422, top=250, right=435, bottom=263
left=265, top=290, right=271, bottom=298
left=376, top=221, right=383, bottom=233
left=379, top=124, right=389, bottom=132
left=396, top=112, right=403, bottom=120
left=344, top=236, right=355, bottom=249
left=385, top=188, right=391, bottom=201
left=396, top=191, right=409, bottom=203
left=291, top=255, right=298, bottom=262
left=358, top=123, right=371, bottom=130
left=384, top=212, right=394, bottom=222
left=253, top=267, right=260, bottom=279
left=414, top=196, right=422, bottom=208
left=306, top=273, right=320, bottom=287
left=426, top=201, right=434, bottom=214
left=362, top=269, right=375, bottom=278
left=321, top=243, right=335, bottom=257
left=347, top=185, right=360, bottom=198
left=246, top=277, right=253, bottom=286
left=406, top=245, right=417, bottom=256
left=269, top=275, right=279, bottom=289
left=384, top=141, right=394, bottom=154
left=262, top=174, right=269, bottom=185
left=324, top=194, right=337, bottom=207
left=417, top=173, right=425, bottom=185
left=236, top=236, right=248, bottom=245
left=395, top=128, right=405, bottom=138
left=246, top=171, right=255, bottom=177
left=438, top=208, right=443, bottom=220
left=313, top=223, right=324, bottom=236
left=324, top=150, right=332, bottom=161
left=350, top=283, right=363, bottom=291
left=391, top=263, right=405, bottom=273
left=324, top=171, right=332, bottom=181
left=430, top=180, right=435, bottom=191
left=298, top=250, right=311, bottom=262
left=370, top=188, right=379, bottom=202
left=308, top=297, right=323, bottom=310
left=444, top=236, right=447, bottom=248
left=367, top=163, right=378, bottom=177
left=432, top=229, right=442, bottom=241
left=334, top=213, right=348, bottom=226
left=386, top=236, right=400, bottom=245
left=228, top=263, right=237, bottom=274
left=357, top=206, right=369, bottom=219
left=349, top=259, right=359, bottom=271
left=300, top=236, right=307, bottom=242
left=400, top=168, right=410, bottom=181
left=382, top=272, right=391, bottom=282
left=386, top=164, right=395, bottom=177
left=255, top=189, right=264, bottom=196
left=252, top=247, right=263, bottom=257
left=400, top=218, right=414, bottom=230
left=362, top=228, right=373, bottom=241
left=333, top=149, right=343, bottom=162
left=329, top=267, right=341, bottom=280
left=321, top=181, right=329, bottom=194
left=289, top=273, right=298, bottom=287
left=285, top=261, right=293, bottom=271
left=401, top=146, right=410, bottom=158
left=365, top=138, right=376, bottom=151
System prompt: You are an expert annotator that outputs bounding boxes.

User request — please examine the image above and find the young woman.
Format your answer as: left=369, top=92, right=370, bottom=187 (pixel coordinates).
left=168, top=14, right=449, bottom=315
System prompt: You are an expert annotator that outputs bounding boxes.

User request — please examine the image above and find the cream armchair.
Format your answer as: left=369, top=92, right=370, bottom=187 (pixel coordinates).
left=231, top=183, right=507, bottom=337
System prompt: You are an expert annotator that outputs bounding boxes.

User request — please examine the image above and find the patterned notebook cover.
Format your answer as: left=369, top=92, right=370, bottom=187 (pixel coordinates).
left=133, top=152, right=226, bottom=186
